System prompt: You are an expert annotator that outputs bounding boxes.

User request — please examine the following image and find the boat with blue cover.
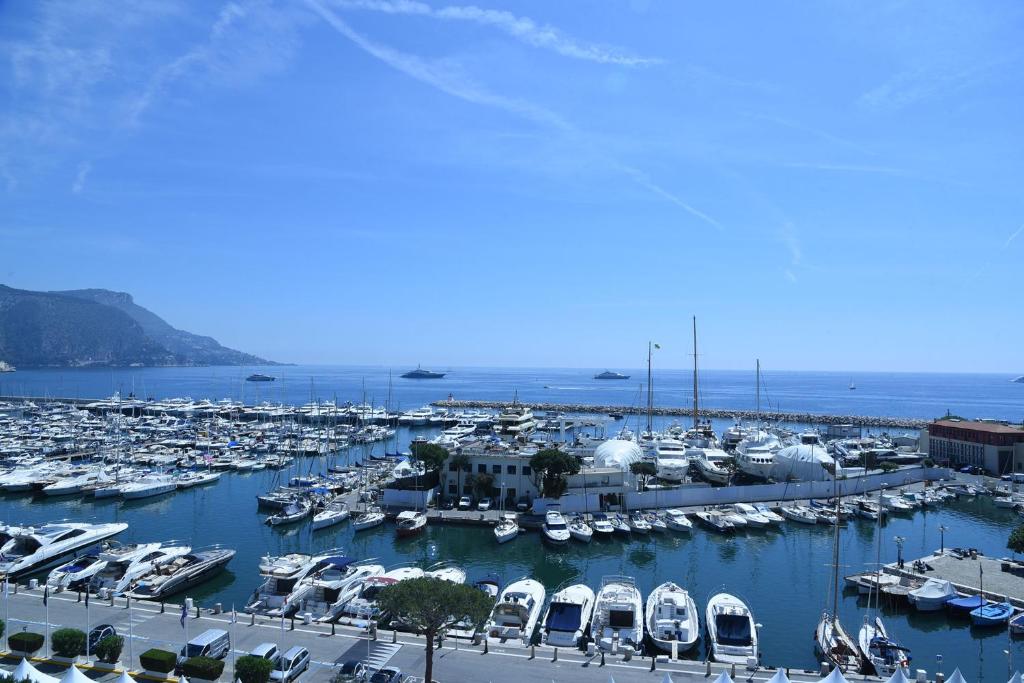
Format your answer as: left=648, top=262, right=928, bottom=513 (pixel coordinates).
left=970, top=601, right=1014, bottom=626
left=946, top=594, right=987, bottom=616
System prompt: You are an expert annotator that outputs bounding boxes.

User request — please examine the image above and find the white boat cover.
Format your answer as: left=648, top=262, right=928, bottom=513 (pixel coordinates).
left=767, top=669, right=792, bottom=683
left=6, top=659, right=60, bottom=683
left=1008, top=672, right=1022, bottom=683
left=713, top=670, right=735, bottom=683
left=885, top=668, right=911, bottom=683
left=819, top=666, right=849, bottom=683
left=58, top=666, right=91, bottom=683
left=946, top=669, right=967, bottom=683
left=909, top=578, right=956, bottom=600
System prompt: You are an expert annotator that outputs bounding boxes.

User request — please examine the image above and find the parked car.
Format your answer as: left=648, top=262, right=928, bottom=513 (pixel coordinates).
left=369, top=667, right=404, bottom=683
left=336, top=660, right=367, bottom=682
left=458, top=496, right=472, bottom=510
left=270, top=646, right=310, bottom=683
left=477, top=497, right=491, bottom=511
left=250, top=643, right=281, bottom=665
left=82, top=624, right=117, bottom=655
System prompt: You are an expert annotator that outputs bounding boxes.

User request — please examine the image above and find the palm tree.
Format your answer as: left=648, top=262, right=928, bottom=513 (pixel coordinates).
left=450, top=452, right=471, bottom=499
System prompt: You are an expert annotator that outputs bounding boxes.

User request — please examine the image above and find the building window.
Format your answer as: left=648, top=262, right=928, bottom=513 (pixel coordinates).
left=523, top=466, right=531, bottom=476
left=448, top=463, right=458, bottom=472
left=448, top=484, right=457, bottom=494
left=492, top=464, right=501, bottom=474
left=507, top=465, right=516, bottom=474
left=478, top=464, right=486, bottom=474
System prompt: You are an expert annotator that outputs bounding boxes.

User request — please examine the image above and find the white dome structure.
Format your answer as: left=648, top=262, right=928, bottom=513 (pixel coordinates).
left=594, top=439, right=643, bottom=472
left=770, top=444, right=835, bottom=482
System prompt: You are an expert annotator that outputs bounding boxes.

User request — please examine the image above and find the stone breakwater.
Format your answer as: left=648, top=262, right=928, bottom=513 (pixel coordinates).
left=432, top=399, right=929, bottom=430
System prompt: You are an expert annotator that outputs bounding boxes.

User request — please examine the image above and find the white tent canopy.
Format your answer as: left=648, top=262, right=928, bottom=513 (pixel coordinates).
left=58, top=666, right=91, bottom=683
left=5, top=659, right=60, bottom=683
left=947, top=669, right=968, bottom=683
left=819, top=666, right=850, bottom=683
left=1009, top=672, right=1022, bottom=683
left=767, top=668, right=792, bottom=683
left=713, top=670, right=735, bottom=683
left=115, top=671, right=139, bottom=683
left=660, top=673, right=675, bottom=683
left=885, top=667, right=912, bottom=683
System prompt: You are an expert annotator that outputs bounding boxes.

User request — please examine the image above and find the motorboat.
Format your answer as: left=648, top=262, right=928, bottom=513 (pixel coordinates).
left=352, top=508, right=386, bottom=531
left=89, top=542, right=191, bottom=595
left=734, top=431, right=781, bottom=481
left=971, top=600, right=1013, bottom=626
left=312, top=501, right=350, bottom=530
left=653, top=438, right=691, bottom=483
left=694, top=511, right=734, bottom=533
left=401, top=367, right=446, bottom=379
left=425, top=561, right=466, bottom=584
left=338, top=565, right=425, bottom=623
left=46, top=553, right=104, bottom=592
left=485, top=577, right=546, bottom=645
left=266, top=500, right=313, bottom=526
left=290, top=557, right=385, bottom=622
left=568, top=516, right=593, bottom=543
left=716, top=507, right=749, bottom=529
left=246, top=374, right=275, bottom=382
left=646, top=581, right=699, bottom=653
left=496, top=405, right=536, bottom=436
left=645, top=511, right=668, bottom=532
left=245, top=552, right=320, bottom=616
left=541, top=582, right=595, bottom=647
left=731, top=503, right=771, bottom=527
left=42, top=471, right=108, bottom=497
left=176, top=471, right=221, bottom=488
left=398, top=406, right=434, bottom=426
left=0, top=522, right=128, bottom=577
left=693, top=449, right=732, bottom=485
left=589, top=513, right=615, bottom=537
left=594, top=370, right=630, bottom=380
left=664, top=509, right=693, bottom=532
left=494, top=513, right=519, bottom=544
left=610, top=514, right=632, bottom=536
left=120, top=474, right=178, bottom=500
left=780, top=506, right=818, bottom=524
left=707, top=592, right=758, bottom=665
left=628, top=512, right=652, bottom=534
left=126, top=547, right=235, bottom=600
left=859, top=616, right=910, bottom=677
left=752, top=503, right=784, bottom=524
left=542, top=505, right=570, bottom=545
left=395, top=510, right=427, bottom=538
left=591, top=575, right=643, bottom=653
left=908, top=578, right=957, bottom=611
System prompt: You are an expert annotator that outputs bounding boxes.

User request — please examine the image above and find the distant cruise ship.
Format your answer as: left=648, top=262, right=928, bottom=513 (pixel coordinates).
left=1014, top=376, right=1024, bottom=384
left=246, top=373, right=275, bottom=382
left=594, top=370, right=630, bottom=380
left=401, top=366, right=446, bottom=379
left=0, top=361, right=15, bottom=373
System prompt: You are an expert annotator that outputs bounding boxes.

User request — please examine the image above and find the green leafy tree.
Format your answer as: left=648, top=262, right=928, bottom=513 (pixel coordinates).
left=630, top=461, right=657, bottom=492
left=410, top=442, right=449, bottom=473
left=1008, top=524, right=1024, bottom=558
left=377, top=577, right=494, bottom=683
left=471, top=472, right=494, bottom=501
left=529, top=448, right=581, bottom=498
left=51, top=628, right=86, bottom=658
left=450, top=452, right=471, bottom=498
left=236, top=656, right=273, bottom=683
left=94, top=635, right=124, bottom=664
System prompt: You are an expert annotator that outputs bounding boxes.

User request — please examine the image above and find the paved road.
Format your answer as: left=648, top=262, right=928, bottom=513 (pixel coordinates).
left=0, top=589, right=888, bottom=683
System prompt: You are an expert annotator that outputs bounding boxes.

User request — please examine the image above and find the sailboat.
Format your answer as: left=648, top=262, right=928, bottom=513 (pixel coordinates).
left=859, top=489, right=910, bottom=676
left=814, top=480, right=864, bottom=673
left=849, top=378, right=856, bottom=391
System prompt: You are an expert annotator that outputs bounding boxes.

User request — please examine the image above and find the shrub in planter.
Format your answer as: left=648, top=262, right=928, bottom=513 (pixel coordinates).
left=0, top=619, right=5, bottom=640
left=235, top=655, right=273, bottom=683
left=140, top=648, right=178, bottom=674
left=182, top=656, right=225, bottom=681
left=94, top=635, right=124, bottom=664
left=51, top=628, right=86, bottom=658
left=8, top=631, right=45, bottom=655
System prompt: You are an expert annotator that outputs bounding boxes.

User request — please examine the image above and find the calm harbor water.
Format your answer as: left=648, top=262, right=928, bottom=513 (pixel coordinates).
left=2, top=365, right=1023, bottom=421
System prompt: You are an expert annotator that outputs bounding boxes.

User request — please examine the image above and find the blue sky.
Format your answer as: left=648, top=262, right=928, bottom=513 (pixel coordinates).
left=2, top=1, right=1022, bottom=373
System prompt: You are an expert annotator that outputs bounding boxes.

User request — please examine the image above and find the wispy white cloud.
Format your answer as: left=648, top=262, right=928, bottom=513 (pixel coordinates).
left=71, top=161, right=92, bottom=194
left=618, top=166, right=722, bottom=231
left=1004, top=223, right=1024, bottom=249
left=328, top=0, right=662, bottom=66
left=859, top=58, right=1008, bottom=112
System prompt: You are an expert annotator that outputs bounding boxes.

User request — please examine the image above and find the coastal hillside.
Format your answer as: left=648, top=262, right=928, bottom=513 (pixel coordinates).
left=0, top=285, right=273, bottom=368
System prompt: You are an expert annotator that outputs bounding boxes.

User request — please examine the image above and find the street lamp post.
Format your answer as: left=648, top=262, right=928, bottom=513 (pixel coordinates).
left=894, top=535, right=906, bottom=570
left=939, top=525, right=949, bottom=554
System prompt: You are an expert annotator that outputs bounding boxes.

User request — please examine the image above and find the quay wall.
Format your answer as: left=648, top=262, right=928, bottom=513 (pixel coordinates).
left=530, top=467, right=954, bottom=514
left=433, top=399, right=929, bottom=429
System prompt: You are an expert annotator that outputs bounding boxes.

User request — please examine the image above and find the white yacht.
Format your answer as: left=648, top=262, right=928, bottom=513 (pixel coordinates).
left=694, top=448, right=732, bottom=485
left=781, top=505, right=819, bottom=524
left=494, top=513, right=519, bottom=544
left=352, top=508, right=386, bottom=531
left=340, top=565, right=424, bottom=623
left=589, top=513, right=615, bottom=537
left=542, top=505, right=570, bottom=545
left=46, top=552, right=105, bottom=592
left=646, top=581, right=699, bottom=653
left=0, top=522, right=128, bottom=577
left=312, top=501, right=350, bottom=530
left=425, top=561, right=466, bottom=584
left=120, top=473, right=177, bottom=500
left=541, top=583, right=595, bottom=648
left=290, top=557, right=385, bottom=622
left=245, top=552, right=320, bottom=616
left=394, top=510, right=427, bottom=538
left=496, top=405, right=536, bottom=436
left=590, top=575, right=643, bottom=653
left=126, top=547, right=235, bottom=600
left=730, top=503, right=772, bottom=527
left=398, top=407, right=434, bottom=426
left=485, top=577, right=546, bottom=645
left=752, top=503, right=784, bottom=524
left=734, top=430, right=782, bottom=480
left=706, top=592, right=758, bottom=664
left=568, top=516, right=593, bottom=543
left=89, top=542, right=191, bottom=595
left=42, top=470, right=109, bottom=497
left=653, top=438, right=691, bottom=483
left=628, top=512, right=652, bottom=533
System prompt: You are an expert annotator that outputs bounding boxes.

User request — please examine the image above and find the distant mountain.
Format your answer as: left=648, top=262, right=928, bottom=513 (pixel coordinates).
left=0, top=285, right=275, bottom=368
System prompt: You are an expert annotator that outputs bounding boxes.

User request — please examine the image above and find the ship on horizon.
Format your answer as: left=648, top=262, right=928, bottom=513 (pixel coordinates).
left=594, top=370, right=630, bottom=380
left=1013, top=376, right=1024, bottom=384
left=246, top=373, right=275, bottom=382
left=402, top=366, right=446, bottom=379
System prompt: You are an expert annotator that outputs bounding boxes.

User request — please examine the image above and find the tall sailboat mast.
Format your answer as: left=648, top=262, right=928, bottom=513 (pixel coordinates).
left=692, top=316, right=699, bottom=430
left=646, top=341, right=654, bottom=434
left=756, top=358, right=761, bottom=425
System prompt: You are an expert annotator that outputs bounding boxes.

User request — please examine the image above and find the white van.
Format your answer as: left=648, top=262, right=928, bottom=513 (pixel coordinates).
left=178, top=629, right=231, bottom=665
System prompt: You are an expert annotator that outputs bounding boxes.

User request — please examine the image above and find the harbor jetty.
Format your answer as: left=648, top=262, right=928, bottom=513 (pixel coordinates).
left=433, top=399, right=929, bottom=429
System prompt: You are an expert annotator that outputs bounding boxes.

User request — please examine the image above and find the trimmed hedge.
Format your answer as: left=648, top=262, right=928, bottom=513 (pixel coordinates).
left=182, top=656, right=226, bottom=680
left=51, top=628, right=86, bottom=658
left=95, top=635, right=124, bottom=664
left=140, top=648, right=178, bottom=673
left=8, top=631, right=44, bottom=654
left=235, top=655, right=273, bottom=683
